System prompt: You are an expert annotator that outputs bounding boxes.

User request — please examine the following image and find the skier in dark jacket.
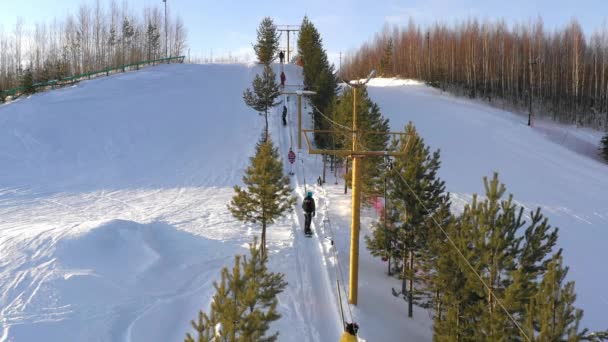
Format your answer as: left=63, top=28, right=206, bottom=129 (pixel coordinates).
left=282, top=105, right=287, bottom=126
left=280, top=71, right=286, bottom=87
left=279, top=50, right=285, bottom=64
left=302, top=191, right=316, bottom=234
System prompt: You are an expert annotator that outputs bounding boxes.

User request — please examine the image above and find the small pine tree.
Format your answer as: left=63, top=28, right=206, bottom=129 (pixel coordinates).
left=532, top=253, right=587, bottom=341
left=253, top=17, right=279, bottom=65
left=366, top=122, right=448, bottom=318
left=600, top=133, right=608, bottom=162
left=243, top=65, right=281, bottom=141
left=228, top=135, right=295, bottom=257
left=20, top=68, right=35, bottom=95
left=185, top=238, right=288, bottom=342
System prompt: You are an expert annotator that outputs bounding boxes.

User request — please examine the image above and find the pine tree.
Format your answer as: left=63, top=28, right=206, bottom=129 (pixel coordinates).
left=228, top=135, right=295, bottom=257
left=431, top=174, right=591, bottom=341
left=20, top=67, right=35, bottom=95
left=122, top=18, right=135, bottom=64
left=600, top=134, right=608, bottom=162
left=185, top=238, right=288, bottom=342
left=243, top=65, right=282, bottom=141
left=382, top=122, right=449, bottom=318
left=532, top=253, right=587, bottom=341
left=332, top=86, right=390, bottom=199
left=146, top=22, right=161, bottom=60
left=379, top=38, right=394, bottom=76
left=253, top=17, right=279, bottom=65
left=297, top=16, right=337, bottom=148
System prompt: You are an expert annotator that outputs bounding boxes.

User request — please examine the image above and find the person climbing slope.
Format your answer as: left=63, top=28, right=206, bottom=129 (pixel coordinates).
left=282, top=105, right=287, bottom=126
left=302, top=191, right=316, bottom=235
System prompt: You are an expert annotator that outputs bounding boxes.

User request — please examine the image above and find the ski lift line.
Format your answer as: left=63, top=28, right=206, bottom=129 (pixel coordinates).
left=324, top=213, right=354, bottom=326
left=391, top=170, right=532, bottom=342
left=318, top=186, right=354, bottom=326
left=309, top=102, right=352, bottom=131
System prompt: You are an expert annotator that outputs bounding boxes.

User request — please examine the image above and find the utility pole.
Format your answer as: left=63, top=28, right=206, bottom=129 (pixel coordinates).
left=427, top=31, right=431, bottom=81
left=277, top=25, right=300, bottom=62
left=339, top=52, right=342, bottom=78
left=163, top=0, right=168, bottom=59
left=345, top=70, right=376, bottom=305
left=528, top=58, right=537, bottom=126
left=300, top=69, right=412, bottom=306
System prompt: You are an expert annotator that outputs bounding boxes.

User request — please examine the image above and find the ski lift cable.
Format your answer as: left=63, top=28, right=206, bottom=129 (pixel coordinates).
left=318, top=186, right=354, bottom=325
left=309, top=102, right=352, bottom=131
left=390, top=169, right=532, bottom=342
left=325, top=214, right=354, bottom=326
left=286, top=94, right=294, bottom=149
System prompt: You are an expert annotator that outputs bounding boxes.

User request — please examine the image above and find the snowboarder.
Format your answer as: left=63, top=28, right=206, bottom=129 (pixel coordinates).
left=339, top=322, right=359, bottom=342
left=302, top=191, right=316, bottom=235
left=282, top=105, right=287, bottom=126
left=317, top=175, right=323, bottom=186
left=279, top=50, right=285, bottom=64
left=280, top=71, right=286, bottom=87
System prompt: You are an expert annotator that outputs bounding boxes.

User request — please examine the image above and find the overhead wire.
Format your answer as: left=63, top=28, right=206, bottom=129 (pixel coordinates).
left=309, top=102, right=352, bottom=132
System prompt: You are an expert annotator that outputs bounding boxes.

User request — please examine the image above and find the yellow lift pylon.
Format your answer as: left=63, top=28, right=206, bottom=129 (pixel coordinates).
left=301, top=70, right=412, bottom=305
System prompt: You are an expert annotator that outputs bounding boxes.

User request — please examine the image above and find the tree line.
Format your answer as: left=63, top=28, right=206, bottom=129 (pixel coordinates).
left=0, top=0, right=187, bottom=98
left=342, top=18, right=608, bottom=131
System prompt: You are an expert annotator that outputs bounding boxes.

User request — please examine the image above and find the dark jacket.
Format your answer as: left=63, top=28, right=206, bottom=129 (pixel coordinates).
left=302, top=196, right=315, bottom=214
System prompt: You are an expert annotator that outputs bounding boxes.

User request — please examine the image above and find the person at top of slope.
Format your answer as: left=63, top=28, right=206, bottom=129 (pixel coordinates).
left=340, top=322, right=359, bottom=342
left=302, top=191, right=315, bottom=235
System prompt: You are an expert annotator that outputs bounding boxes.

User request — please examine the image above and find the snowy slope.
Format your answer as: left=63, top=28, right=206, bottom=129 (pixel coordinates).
left=3, top=62, right=602, bottom=341
left=0, top=63, right=355, bottom=342
left=366, top=78, right=608, bottom=331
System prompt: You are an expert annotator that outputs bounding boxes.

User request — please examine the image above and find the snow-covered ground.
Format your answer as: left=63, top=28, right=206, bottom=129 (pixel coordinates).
left=0, top=62, right=422, bottom=342
left=367, top=78, right=608, bottom=331
left=0, top=63, right=604, bottom=342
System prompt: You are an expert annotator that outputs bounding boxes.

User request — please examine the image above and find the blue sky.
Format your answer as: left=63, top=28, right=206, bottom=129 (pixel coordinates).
left=2, top=0, right=607, bottom=66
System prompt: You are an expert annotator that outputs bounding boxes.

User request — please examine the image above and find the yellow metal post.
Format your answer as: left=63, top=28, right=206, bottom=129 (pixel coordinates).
left=349, top=86, right=361, bottom=305
left=298, top=94, right=302, bottom=149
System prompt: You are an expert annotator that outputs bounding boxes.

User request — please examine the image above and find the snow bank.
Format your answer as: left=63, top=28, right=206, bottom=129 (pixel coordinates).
left=366, top=78, right=424, bottom=87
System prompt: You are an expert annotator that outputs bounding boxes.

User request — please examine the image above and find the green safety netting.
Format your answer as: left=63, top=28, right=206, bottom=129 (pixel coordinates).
left=1, top=55, right=185, bottom=98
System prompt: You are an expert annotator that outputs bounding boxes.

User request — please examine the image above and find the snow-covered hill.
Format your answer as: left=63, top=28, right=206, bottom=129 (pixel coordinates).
left=366, top=78, right=608, bottom=331
left=0, top=63, right=353, bottom=342
left=1, top=62, right=604, bottom=341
